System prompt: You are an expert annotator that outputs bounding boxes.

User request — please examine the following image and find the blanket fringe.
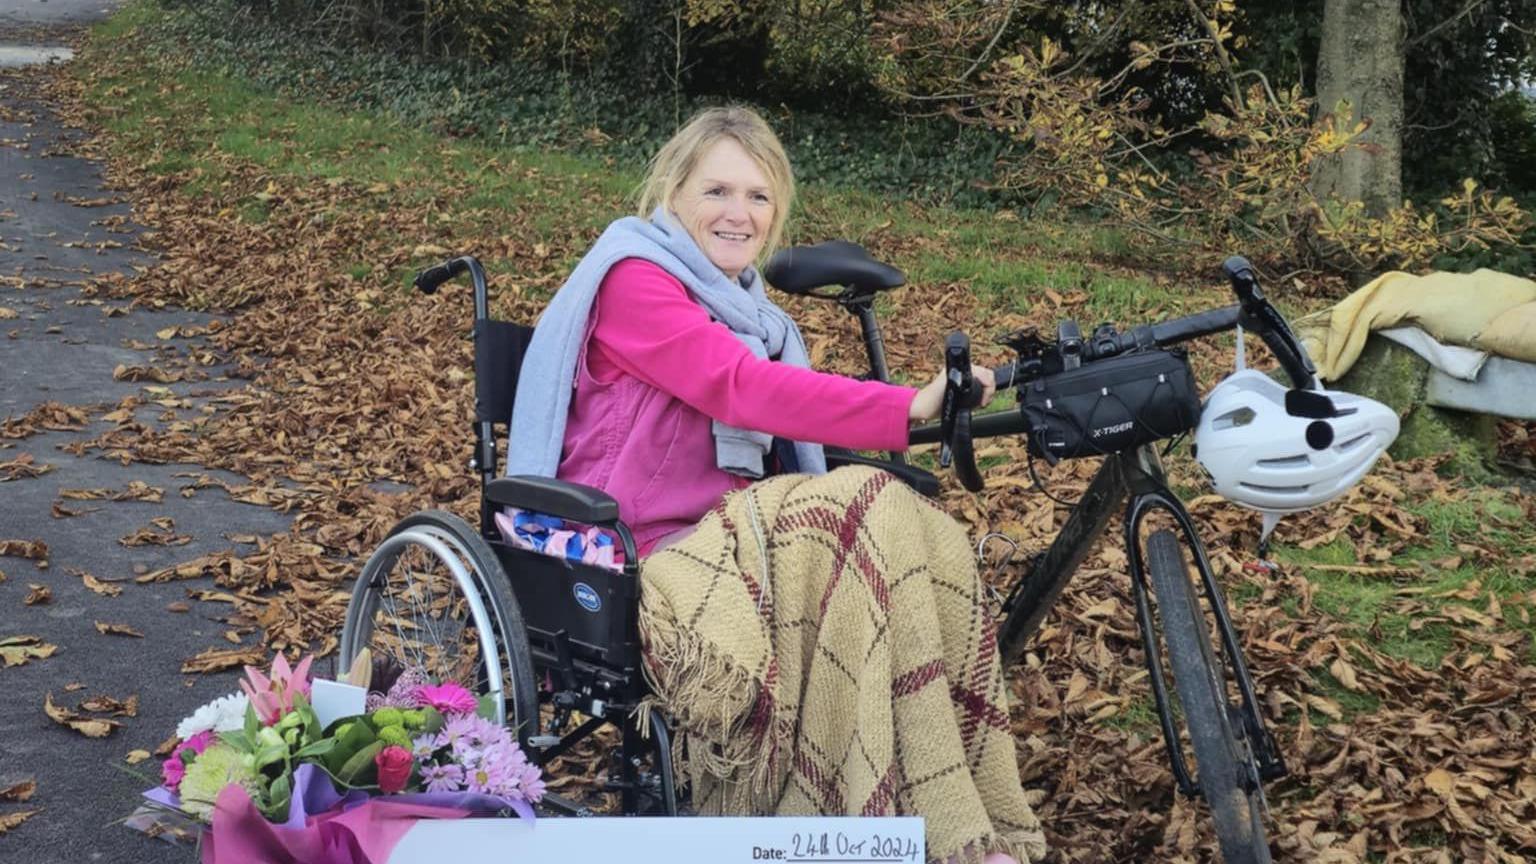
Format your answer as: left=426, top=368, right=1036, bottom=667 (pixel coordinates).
left=636, top=605, right=780, bottom=801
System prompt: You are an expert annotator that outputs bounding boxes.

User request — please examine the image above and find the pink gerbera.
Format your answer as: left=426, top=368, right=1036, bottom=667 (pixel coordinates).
left=413, top=681, right=478, bottom=715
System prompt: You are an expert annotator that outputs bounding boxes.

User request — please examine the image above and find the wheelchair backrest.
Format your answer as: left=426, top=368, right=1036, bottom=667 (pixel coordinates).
left=474, top=318, right=534, bottom=429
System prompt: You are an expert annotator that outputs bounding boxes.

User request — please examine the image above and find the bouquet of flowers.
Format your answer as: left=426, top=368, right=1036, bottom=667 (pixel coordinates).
left=132, top=650, right=543, bottom=863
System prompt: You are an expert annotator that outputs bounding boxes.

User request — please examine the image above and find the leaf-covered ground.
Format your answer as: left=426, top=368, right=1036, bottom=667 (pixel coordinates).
left=6, top=5, right=1536, bottom=861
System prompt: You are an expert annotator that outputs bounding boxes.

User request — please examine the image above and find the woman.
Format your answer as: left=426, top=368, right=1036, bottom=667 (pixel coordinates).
left=509, top=107, right=1044, bottom=864
left=508, top=105, right=994, bottom=555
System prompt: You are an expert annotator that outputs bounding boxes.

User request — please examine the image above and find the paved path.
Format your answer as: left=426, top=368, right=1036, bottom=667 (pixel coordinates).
left=0, top=4, right=295, bottom=860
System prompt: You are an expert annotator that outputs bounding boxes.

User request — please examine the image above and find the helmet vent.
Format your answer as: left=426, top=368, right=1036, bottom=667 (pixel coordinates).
left=1257, top=454, right=1310, bottom=469
left=1240, top=481, right=1310, bottom=495
left=1335, top=432, right=1372, bottom=453
left=1211, top=406, right=1256, bottom=429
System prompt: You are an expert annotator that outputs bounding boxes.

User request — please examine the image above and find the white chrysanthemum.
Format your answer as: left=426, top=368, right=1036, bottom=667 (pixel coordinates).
left=176, top=692, right=250, bottom=739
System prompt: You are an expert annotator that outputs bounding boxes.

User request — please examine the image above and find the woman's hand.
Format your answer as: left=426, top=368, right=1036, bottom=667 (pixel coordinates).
left=908, top=364, right=996, bottom=423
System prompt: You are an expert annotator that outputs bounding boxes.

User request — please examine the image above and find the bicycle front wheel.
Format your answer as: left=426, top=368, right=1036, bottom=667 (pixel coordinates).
left=1146, top=529, right=1271, bottom=864
left=340, top=510, right=538, bottom=743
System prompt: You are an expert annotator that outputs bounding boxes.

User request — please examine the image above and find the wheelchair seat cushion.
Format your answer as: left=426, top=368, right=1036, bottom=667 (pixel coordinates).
left=637, top=466, right=1047, bottom=863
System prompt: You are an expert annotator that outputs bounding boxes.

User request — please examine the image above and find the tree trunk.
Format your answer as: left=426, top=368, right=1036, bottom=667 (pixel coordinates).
left=1313, top=0, right=1404, bottom=217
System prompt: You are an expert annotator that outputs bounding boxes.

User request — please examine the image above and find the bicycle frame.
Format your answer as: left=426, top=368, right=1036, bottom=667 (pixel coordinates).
left=994, top=444, right=1287, bottom=796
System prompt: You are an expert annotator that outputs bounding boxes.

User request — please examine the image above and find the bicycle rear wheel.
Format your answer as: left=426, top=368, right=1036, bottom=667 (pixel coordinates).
left=340, top=510, right=538, bottom=743
left=1146, top=529, right=1271, bottom=864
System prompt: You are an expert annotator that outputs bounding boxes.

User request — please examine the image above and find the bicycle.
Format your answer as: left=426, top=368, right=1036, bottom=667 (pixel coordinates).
left=893, top=256, right=1322, bottom=864
left=342, top=246, right=1340, bottom=862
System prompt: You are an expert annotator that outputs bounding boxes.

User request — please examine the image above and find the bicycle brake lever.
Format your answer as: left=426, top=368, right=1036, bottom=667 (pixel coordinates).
left=939, top=333, right=968, bottom=468
left=939, top=332, right=984, bottom=491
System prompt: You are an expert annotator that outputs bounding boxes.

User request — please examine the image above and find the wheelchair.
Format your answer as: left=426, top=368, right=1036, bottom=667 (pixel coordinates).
left=337, top=245, right=939, bottom=816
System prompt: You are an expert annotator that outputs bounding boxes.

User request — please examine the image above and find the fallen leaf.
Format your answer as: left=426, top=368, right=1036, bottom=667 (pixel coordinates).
left=166, top=601, right=189, bottom=613
left=0, top=633, right=56, bottom=667
left=112, top=364, right=183, bottom=383
left=71, top=568, right=123, bottom=597
left=125, top=750, right=151, bottom=765
left=78, top=694, right=138, bottom=717
left=0, top=538, right=48, bottom=560
left=0, top=809, right=40, bottom=834
left=1305, top=693, right=1344, bottom=720
left=119, top=524, right=192, bottom=547
left=1329, top=656, right=1362, bottom=692
left=0, top=780, right=36, bottom=802
left=23, top=584, right=51, bottom=605
left=0, top=454, right=52, bottom=481
left=181, top=645, right=266, bottom=674
left=44, top=692, right=120, bottom=738
left=94, top=621, right=144, bottom=638
left=60, top=482, right=164, bottom=503
left=1424, top=767, right=1457, bottom=798
left=50, top=501, right=98, bottom=518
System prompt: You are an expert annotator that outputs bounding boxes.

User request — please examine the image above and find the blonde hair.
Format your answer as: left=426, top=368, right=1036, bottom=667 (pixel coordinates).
left=637, top=106, right=796, bottom=261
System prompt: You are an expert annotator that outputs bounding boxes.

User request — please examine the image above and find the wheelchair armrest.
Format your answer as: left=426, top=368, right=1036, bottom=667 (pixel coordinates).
left=485, top=475, right=621, bottom=524
left=823, top=449, right=941, bottom=498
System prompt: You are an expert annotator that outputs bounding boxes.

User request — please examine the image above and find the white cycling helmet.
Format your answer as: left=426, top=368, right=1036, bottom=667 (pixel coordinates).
left=1193, top=368, right=1399, bottom=529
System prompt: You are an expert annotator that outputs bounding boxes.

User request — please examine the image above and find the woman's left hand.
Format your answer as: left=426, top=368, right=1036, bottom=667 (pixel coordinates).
left=908, top=364, right=996, bottom=422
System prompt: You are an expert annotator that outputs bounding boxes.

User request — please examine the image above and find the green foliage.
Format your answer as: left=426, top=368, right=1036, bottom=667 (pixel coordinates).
left=141, top=1, right=1014, bottom=207
left=1237, top=0, right=1536, bottom=201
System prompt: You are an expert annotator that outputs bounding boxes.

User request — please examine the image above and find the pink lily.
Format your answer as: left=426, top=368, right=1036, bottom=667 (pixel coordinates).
left=240, top=653, right=314, bottom=725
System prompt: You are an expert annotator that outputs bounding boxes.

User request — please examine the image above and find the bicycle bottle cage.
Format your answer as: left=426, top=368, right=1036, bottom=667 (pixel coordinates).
left=1021, top=347, right=1201, bottom=464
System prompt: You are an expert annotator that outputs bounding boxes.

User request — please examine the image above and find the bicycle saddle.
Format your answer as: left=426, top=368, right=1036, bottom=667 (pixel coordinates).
left=764, top=241, right=905, bottom=297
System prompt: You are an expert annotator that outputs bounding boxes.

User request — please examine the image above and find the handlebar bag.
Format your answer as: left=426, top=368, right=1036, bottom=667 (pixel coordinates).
left=1021, top=348, right=1200, bottom=462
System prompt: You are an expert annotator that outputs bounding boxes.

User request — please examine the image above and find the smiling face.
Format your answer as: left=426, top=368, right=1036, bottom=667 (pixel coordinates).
left=671, top=137, right=776, bottom=280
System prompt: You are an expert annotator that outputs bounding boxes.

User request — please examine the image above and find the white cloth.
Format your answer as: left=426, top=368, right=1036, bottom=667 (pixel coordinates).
left=1378, top=326, right=1489, bottom=382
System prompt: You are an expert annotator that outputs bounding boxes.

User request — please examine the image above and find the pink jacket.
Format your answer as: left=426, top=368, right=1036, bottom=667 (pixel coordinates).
left=559, top=259, right=917, bottom=555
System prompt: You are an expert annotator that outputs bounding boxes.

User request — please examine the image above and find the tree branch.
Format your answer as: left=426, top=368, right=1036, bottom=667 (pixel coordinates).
left=1056, top=4, right=1136, bottom=79
left=954, top=0, right=1019, bottom=85
left=1406, top=0, right=1487, bottom=48
left=1184, top=0, right=1243, bottom=109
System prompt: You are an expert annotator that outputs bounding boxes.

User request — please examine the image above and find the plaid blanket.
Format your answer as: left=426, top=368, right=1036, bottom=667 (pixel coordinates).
left=639, top=466, right=1047, bottom=863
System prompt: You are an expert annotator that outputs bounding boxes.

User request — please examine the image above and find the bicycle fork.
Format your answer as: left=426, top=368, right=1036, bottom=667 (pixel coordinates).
left=1121, top=453, right=1288, bottom=801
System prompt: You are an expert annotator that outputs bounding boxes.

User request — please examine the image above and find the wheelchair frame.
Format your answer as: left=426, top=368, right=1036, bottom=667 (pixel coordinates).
left=343, top=249, right=939, bottom=818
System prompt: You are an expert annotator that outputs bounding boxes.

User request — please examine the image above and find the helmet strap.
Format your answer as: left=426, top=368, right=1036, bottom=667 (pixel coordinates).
left=1234, top=324, right=1247, bottom=372
left=1259, top=510, right=1281, bottom=545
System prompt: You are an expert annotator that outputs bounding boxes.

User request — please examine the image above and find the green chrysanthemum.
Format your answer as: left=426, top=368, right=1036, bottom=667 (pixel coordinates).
left=377, top=724, right=412, bottom=748
left=177, top=742, right=261, bottom=820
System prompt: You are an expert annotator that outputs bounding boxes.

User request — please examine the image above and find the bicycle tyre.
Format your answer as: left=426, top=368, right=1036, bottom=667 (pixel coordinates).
left=340, top=510, right=539, bottom=744
left=1146, top=529, right=1271, bottom=864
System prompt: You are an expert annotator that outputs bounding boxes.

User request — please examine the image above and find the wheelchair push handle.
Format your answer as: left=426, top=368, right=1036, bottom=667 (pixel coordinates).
left=414, top=255, right=492, bottom=322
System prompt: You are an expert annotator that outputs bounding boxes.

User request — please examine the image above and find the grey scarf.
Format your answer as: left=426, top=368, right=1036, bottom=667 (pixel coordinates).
left=506, top=208, right=827, bottom=479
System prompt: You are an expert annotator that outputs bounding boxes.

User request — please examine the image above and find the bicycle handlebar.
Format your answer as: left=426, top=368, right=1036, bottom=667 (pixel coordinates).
left=1224, top=256, right=1317, bottom=389
left=914, top=257, right=1317, bottom=464
left=990, top=305, right=1245, bottom=392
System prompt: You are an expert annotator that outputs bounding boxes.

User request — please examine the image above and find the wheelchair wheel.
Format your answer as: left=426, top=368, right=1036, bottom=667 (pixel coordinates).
left=340, top=510, right=539, bottom=742
left=1147, top=529, right=1271, bottom=864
